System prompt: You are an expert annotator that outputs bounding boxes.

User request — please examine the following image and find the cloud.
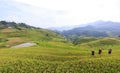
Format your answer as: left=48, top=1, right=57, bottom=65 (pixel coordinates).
left=0, top=0, right=71, bottom=28
left=0, top=0, right=120, bottom=28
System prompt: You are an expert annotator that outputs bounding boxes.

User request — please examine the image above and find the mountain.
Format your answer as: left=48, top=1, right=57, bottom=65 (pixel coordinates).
left=48, top=26, right=77, bottom=31
left=48, top=24, right=89, bottom=31
left=87, top=20, right=120, bottom=36
left=0, top=21, right=66, bottom=48
left=61, top=20, right=120, bottom=42
left=0, top=21, right=36, bottom=29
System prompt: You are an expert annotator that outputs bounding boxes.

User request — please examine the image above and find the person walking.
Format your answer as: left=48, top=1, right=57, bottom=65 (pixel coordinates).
left=108, top=48, right=112, bottom=54
left=98, top=48, right=102, bottom=54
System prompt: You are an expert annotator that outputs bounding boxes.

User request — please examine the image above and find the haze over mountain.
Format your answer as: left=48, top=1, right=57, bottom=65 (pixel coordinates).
left=48, top=22, right=91, bottom=31
left=61, top=20, right=120, bottom=40
left=48, top=25, right=82, bottom=31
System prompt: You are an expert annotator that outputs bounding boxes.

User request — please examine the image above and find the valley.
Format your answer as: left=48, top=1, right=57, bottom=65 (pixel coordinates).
left=0, top=21, right=120, bottom=73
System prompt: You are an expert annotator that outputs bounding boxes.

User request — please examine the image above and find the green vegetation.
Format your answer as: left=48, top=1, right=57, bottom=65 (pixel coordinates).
left=0, top=21, right=120, bottom=73
left=0, top=21, right=65, bottom=48
left=73, top=37, right=97, bottom=45
left=79, top=37, right=120, bottom=48
left=0, top=40, right=120, bottom=73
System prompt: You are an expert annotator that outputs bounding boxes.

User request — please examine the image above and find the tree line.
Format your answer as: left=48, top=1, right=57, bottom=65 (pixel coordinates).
left=0, top=21, right=36, bottom=29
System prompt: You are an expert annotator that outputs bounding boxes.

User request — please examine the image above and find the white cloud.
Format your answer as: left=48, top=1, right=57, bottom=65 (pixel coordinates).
left=1, top=0, right=120, bottom=28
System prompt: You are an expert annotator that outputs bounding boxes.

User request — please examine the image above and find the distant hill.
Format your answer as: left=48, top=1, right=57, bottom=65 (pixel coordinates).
left=79, top=37, right=120, bottom=47
left=61, top=21, right=120, bottom=42
left=0, top=21, right=36, bottom=29
left=0, top=21, right=66, bottom=48
left=48, top=25, right=83, bottom=31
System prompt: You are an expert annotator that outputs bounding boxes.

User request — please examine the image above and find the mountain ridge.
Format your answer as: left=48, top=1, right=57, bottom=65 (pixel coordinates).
left=61, top=20, right=120, bottom=42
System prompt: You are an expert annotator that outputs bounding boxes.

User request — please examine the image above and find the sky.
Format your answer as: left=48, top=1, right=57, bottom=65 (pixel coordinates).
left=0, top=0, right=120, bottom=28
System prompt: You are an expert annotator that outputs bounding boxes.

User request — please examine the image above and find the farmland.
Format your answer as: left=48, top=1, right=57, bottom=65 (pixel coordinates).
left=0, top=40, right=120, bottom=73
left=0, top=21, right=120, bottom=73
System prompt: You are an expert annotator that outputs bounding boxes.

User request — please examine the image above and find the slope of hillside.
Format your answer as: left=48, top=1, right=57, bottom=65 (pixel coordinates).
left=79, top=37, right=120, bottom=48
left=0, top=21, right=66, bottom=48
left=0, top=21, right=120, bottom=73
left=0, top=37, right=120, bottom=73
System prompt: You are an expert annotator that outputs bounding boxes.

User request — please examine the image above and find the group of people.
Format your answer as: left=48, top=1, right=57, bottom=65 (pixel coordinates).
left=91, top=48, right=112, bottom=56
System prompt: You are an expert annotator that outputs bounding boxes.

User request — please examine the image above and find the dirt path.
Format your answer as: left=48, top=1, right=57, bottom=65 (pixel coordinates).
left=11, top=42, right=37, bottom=48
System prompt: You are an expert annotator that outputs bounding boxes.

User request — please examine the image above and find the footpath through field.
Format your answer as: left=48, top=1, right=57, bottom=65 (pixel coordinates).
left=11, top=42, right=36, bottom=48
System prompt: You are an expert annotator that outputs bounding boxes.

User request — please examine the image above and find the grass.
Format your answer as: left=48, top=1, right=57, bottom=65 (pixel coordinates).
left=79, top=37, right=120, bottom=48
left=0, top=28, right=120, bottom=73
left=0, top=28, right=65, bottom=48
left=0, top=40, right=120, bottom=73
left=0, top=28, right=16, bottom=33
left=6, top=38, right=26, bottom=47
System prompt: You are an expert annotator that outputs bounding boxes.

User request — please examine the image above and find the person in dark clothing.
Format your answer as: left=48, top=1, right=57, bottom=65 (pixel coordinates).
left=98, top=48, right=102, bottom=54
left=91, top=50, right=95, bottom=56
left=108, top=48, right=112, bottom=54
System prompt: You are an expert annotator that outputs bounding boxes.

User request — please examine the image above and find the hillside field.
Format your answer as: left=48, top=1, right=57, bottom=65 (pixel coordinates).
left=0, top=21, right=120, bottom=73
left=0, top=40, right=120, bottom=73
